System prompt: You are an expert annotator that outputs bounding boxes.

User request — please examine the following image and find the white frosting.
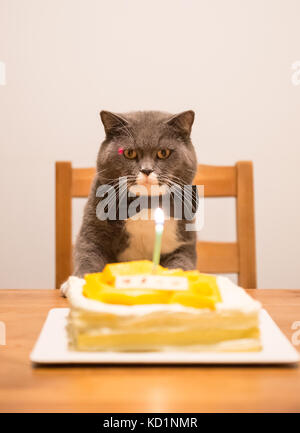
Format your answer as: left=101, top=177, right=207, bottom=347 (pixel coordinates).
left=65, top=275, right=261, bottom=316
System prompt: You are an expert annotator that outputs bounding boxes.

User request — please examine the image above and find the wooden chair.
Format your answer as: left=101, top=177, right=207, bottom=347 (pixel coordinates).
left=56, top=161, right=256, bottom=289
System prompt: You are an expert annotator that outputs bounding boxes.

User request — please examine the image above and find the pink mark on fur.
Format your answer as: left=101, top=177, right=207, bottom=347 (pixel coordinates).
left=118, top=147, right=124, bottom=155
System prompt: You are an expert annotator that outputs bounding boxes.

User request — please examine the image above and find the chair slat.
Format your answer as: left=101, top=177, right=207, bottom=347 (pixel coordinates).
left=55, top=162, right=72, bottom=289
left=196, top=241, right=239, bottom=273
left=194, top=165, right=237, bottom=197
left=72, top=167, right=96, bottom=197
left=236, top=161, right=257, bottom=288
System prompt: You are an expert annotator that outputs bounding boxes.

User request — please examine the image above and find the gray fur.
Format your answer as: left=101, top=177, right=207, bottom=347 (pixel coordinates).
left=73, top=110, right=197, bottom=276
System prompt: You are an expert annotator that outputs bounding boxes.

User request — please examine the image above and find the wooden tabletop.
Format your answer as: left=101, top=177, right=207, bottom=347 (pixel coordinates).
left=0, top=289, right=299, bottom=413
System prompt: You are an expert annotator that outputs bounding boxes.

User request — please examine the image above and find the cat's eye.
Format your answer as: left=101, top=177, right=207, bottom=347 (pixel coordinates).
left=124, top=149, right=137, bottom=159
left=157, top=149, right=171, bottom=159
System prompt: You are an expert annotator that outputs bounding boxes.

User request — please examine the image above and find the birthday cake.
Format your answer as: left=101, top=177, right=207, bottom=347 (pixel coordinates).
left=64, top=260, right=262, bottom=352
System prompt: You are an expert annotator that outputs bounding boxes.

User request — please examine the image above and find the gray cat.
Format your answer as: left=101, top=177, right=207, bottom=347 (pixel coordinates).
left=73, top=110, right=198, bottom=277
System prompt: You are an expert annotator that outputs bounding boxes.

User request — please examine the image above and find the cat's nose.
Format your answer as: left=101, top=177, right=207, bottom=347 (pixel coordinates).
left=140, top=168, right=153, bottom=176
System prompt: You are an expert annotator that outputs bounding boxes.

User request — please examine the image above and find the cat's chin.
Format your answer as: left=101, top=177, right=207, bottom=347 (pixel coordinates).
left=129, top=184, right=168, bottom=197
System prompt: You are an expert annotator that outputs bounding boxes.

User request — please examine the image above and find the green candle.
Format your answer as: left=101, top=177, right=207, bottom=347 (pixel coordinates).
left=152, top=208, right=165, bottom=273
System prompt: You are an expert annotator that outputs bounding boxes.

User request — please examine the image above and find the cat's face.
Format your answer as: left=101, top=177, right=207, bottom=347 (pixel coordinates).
left=97, top=110, right=197, bottom=194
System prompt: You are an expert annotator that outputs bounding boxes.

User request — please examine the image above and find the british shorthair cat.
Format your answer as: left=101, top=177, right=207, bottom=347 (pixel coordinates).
left=73, top=110, right=197, bottom=277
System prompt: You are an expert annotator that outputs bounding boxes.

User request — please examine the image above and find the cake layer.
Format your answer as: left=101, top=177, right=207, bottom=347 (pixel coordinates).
left=65, top=275, right=262, bottom=352
left=70, top=329, right=260, bottom=352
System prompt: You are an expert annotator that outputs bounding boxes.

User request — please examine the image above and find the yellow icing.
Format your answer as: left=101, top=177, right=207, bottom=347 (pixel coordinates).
left=83, top=260, right=221, bottom=309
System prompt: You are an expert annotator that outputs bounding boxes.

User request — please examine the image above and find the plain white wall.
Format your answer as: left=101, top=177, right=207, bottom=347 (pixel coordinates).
left=0, top=0, right=300, bottom=289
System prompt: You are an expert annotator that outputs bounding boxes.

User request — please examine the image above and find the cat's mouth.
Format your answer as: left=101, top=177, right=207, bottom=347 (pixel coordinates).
left=129, top=172, right=168, bottom=196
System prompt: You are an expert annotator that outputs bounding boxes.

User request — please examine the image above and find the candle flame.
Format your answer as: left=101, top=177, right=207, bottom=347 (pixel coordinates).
left=154, top=207, right=164, bottom=225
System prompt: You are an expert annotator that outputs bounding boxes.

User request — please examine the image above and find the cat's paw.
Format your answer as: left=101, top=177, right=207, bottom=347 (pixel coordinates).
left=60, top=276, right=85, bottom=297
left=60, top=280, right=69, bottom=297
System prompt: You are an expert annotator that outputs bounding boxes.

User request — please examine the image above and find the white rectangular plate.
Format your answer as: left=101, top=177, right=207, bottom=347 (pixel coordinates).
left=30, top=308, right=299, bottom=365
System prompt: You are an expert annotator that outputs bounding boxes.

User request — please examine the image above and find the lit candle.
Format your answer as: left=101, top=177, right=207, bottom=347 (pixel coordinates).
left=152, top=207, right=165, bottom=273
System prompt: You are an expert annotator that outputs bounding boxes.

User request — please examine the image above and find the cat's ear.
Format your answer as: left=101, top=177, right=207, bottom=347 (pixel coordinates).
left=165, top=110, right=195, bottom=136
left=100, top=111, right=129, bottom=136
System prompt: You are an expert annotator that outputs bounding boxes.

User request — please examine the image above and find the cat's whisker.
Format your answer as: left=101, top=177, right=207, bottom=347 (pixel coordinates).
left=159, top=173, right=187, bottom=187
left=101, top=182, right=129, bottom=212
left=158, top=176, right=197, bottom=203
left=166, top=171, right=196, bottom=184
left=100, top=176, right=138, bottom=209
left=158, top=173, right=185, bottom=183
left=167, top=184, right=196, bottom=219
left=97, top=175, right=138, bottom=188
left=162, top=178, right=198, bottom=212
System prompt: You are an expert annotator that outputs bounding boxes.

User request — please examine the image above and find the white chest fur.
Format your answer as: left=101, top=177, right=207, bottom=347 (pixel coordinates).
left=118, top=209, right=182, bottom=262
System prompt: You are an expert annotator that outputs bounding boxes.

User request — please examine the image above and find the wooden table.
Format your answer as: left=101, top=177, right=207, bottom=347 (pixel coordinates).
left=0, top=289, right=299, bottom=413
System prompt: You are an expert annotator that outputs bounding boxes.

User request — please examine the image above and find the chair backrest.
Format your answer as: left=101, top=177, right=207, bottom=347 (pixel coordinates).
left=55, top=161, right=256, bottom=289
